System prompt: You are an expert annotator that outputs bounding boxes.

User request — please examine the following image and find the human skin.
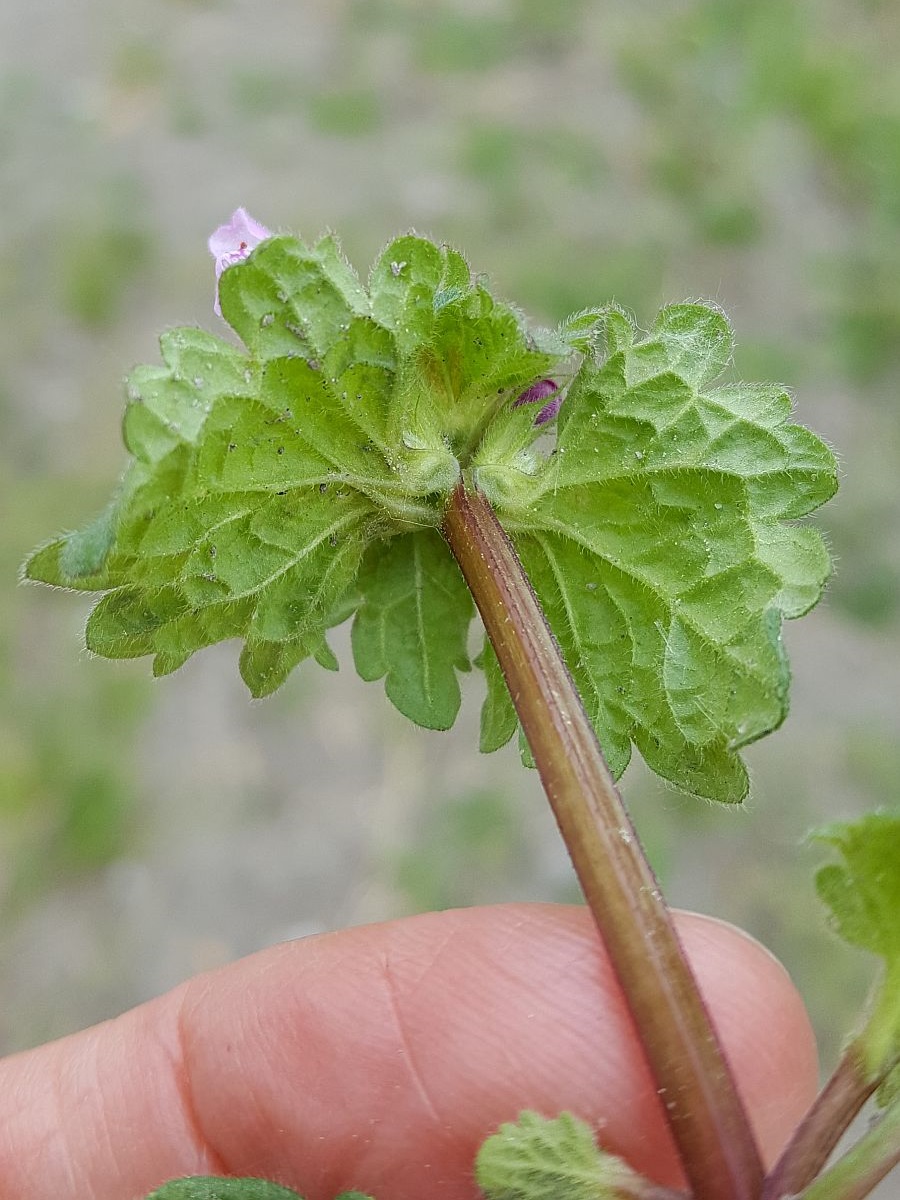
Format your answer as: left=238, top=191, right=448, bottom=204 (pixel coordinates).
left=0, top=904, right=818, bottom=1200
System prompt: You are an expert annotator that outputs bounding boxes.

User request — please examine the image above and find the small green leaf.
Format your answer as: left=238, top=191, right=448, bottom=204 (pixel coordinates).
left=352, top=530, right=474, bottom=730
left=26, top=509, right=122, bottom=591
left=814, top=813, right=900, bottom=962
left=472, top=399, right=547, bottom=512
left=145, top=1178, right=303, bottom=1199
left=309, top=232, right=372, bottom=317
left=554, top=307, right=611, bottom=357
left=218, top=236, right=361, bottom=361
left=239, top=631, right=337, bottom=698
left=643, top=302, right=733, bottom=387
left=368, top=234, right=447, bottom=348
left=477, top=637, right=517, bottom=753
left=814, top=811, right=900, bottom=1077
left=57, top=499, right=120, bottom=580
left=476, top=1110, right=644, bottom=1200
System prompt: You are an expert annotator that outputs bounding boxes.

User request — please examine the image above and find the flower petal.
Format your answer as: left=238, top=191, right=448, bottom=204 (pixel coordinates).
left=209, top=208, right=272, bottom=315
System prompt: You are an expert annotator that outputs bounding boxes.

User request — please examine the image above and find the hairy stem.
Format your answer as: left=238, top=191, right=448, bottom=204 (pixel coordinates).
left=763, top=1039, right=879, bottom=1200
left=795, top=1101, right=900, bottom=1200
left=442, top=480, right=764, bottom=1200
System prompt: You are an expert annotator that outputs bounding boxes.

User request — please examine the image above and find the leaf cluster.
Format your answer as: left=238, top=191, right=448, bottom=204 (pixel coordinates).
left=25, top=233, right=553, bottom=720
left=25, top=231, right=837, bottom=801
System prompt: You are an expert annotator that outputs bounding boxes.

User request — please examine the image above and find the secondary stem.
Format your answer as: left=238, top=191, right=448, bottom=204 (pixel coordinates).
left=442, top=480, right=764, bottom=1200
left=795, top=1102, right=900, bottom=1200
left=762, top=1039, right=879, bottom=1200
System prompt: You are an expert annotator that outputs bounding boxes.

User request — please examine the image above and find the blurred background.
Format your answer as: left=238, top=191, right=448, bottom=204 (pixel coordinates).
left=1, top=0, right=899, bottom=1127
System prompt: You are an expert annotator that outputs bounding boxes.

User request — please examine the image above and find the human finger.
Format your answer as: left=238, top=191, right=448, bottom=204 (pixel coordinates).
left=0, top=904, right=817, bottom=1200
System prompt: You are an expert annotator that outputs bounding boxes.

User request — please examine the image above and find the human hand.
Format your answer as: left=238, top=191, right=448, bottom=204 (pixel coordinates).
left=0, top=904, right=817, bottom=1200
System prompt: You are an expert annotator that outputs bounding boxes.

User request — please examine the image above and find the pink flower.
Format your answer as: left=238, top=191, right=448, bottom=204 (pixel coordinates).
left=513, top=378, right=562, bottom=426
left=208, top=207, right=272, bottom=315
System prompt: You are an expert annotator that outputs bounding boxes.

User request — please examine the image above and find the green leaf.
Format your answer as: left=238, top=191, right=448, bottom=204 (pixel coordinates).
left=477, top=637, right=518, bottom=753
left=123, top=328, right=256, bottom=463
left=218, top=236, right=363, bottom=361
left=641, top=303, right=733, bottom=387
left=814, top=812, right=900, bottom=962
left=25, top=503, right=123, bottom=591
left=476, top=1111, right=644, bottom=1200
left=490, top=303, right=836, bottom=802
left=813, top=811, right=900, bottom=1076
left=472, top=398, right=549, bottom=512
left=144, top=1179, right=303, bottom=1200
left=369, top=234, right=447, bottom=348
left=239, top=633, right=332, bottom=698
left=79, top=482, right=372, bottom=680
left=554, top=307, right=611, bottom=357
left=352, top=530, right=474, bottom=730
left=144, top=1177, right=375, bottom=1200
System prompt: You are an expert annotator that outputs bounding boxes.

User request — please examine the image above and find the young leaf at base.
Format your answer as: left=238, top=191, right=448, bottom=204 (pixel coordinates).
left=144, top=1180, right=374, bottom=1200
left=476, top=1110, right=650, bottom=1200
left=145, top=1180, right=303, bottom=1199
left=814, top=811, right=900, bottom=1083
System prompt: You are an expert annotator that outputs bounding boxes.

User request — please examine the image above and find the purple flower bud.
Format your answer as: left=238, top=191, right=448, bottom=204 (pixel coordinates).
left=513, top=378, right=558, bottom=408
left=534, top=393, right=563, bottom=425
left=513, top=378, right=561, bottom=425
left=208, top=207, right=272, bottom=315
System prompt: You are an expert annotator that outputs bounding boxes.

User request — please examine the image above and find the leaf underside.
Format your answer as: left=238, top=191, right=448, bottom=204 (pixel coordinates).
left=25, top=233, right=837, bottom=801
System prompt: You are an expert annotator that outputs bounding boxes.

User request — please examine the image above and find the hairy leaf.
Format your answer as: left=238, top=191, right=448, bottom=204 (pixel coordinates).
left=476, top=1111, right=643, bottom=1200
left=145, top=1180, right=303, bottom=1199
left=489, top=304, right=836, bottom=802
left=814, top=811, right=900, bottom=1078
left=144, top=1180, right=373, bottom=1200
